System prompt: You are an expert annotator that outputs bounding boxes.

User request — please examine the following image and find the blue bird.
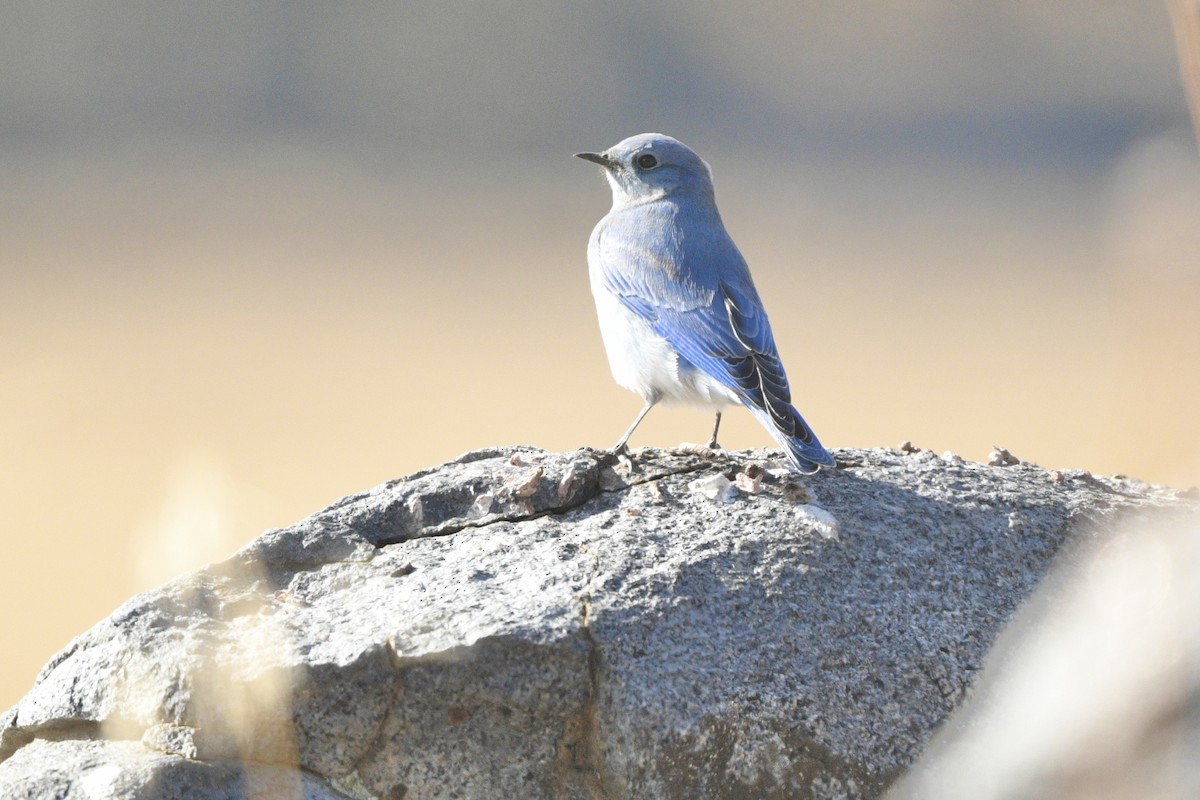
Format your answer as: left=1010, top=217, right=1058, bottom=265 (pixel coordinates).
left=575, top=133, right=835, bottom=473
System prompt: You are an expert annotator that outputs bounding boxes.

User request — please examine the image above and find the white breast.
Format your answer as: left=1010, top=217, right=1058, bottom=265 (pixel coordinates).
left=589, top=271, right=740, bottom=409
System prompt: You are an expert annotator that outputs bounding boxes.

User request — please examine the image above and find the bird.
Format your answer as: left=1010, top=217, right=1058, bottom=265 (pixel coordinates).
left=575, top=133, right=835, bottom=473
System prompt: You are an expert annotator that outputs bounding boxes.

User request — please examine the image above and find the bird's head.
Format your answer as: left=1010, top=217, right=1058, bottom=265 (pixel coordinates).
left=575, top=133, right=714, bottom=208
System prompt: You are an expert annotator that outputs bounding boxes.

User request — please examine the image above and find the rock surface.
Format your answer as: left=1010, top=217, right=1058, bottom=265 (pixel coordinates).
left=0, top=445, right=1192, bottom=799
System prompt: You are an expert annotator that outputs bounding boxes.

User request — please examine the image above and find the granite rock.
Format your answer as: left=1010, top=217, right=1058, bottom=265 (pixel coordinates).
left=0, top=445, right=1191, bottom=799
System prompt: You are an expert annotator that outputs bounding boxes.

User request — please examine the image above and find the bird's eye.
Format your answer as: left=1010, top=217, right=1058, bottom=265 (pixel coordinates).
left=634, top=153, right=658, bottom=170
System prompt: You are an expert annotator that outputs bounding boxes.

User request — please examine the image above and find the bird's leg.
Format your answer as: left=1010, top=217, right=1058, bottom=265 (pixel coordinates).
left=612, top=400, right=656, bottom=454
left=707, top=411, right=723, bottom=450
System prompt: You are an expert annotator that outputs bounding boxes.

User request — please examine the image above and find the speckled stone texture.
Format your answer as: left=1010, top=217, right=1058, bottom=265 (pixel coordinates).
left=0, top=446, right=1191, bottom=799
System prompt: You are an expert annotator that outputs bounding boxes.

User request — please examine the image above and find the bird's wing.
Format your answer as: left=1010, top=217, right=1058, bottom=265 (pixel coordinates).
left=595, top=209, right=829, bottom=463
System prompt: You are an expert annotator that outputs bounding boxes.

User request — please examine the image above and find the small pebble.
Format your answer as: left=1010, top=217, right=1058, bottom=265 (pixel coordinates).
left=987, top=447, right=1020, bottom=466
left=689, top=473, right=737, bottom=504
left=795, top=505, right=839, bottom=539
left=735, top=470, right=763, bottom=494
left=781, top=480, right=812, bottom=504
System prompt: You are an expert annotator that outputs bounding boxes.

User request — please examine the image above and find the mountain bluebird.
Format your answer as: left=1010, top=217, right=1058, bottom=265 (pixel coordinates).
left=576, top=133, right=835, bottom=473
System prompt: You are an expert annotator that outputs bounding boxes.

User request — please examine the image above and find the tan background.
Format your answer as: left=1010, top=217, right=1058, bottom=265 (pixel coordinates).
left=2, top=2, right=1198, bottom=711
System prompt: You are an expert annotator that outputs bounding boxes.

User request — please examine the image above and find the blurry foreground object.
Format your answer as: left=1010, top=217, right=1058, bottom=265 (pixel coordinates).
left=890, top=505, right=1200, bottom=800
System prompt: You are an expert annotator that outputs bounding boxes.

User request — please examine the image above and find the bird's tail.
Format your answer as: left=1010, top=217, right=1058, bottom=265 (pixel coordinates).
left=747, top=403, right=835, bottom=474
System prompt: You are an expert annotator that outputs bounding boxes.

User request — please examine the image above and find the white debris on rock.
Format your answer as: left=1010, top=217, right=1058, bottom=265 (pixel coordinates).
left=689, top=473, right=737, bottom=504
left=795, top=504, right=840, bottom=540
left=988, top=447, right=1021, bottom=467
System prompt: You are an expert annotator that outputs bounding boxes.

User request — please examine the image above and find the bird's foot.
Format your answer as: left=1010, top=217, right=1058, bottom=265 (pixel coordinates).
left=604, top=442, right=636, bottom=471
left=606, top=439, right=638, bottom=463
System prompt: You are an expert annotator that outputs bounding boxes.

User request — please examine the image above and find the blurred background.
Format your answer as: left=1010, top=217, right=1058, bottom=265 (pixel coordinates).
left=2, top=2, right=1198, bottom=711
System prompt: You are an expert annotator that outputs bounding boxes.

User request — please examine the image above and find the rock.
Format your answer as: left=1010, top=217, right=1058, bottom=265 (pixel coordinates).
left=0, top=446, right=1192, bottom=800
left=0, top=738, right=346, bottom=799
left=688, top=472, right=737, bottom=503
left=986, top=446, right=1021, bottom=467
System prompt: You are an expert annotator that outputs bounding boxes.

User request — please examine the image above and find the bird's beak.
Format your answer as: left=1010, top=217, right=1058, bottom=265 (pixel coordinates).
left=574, top=151, right=613, bottom=168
